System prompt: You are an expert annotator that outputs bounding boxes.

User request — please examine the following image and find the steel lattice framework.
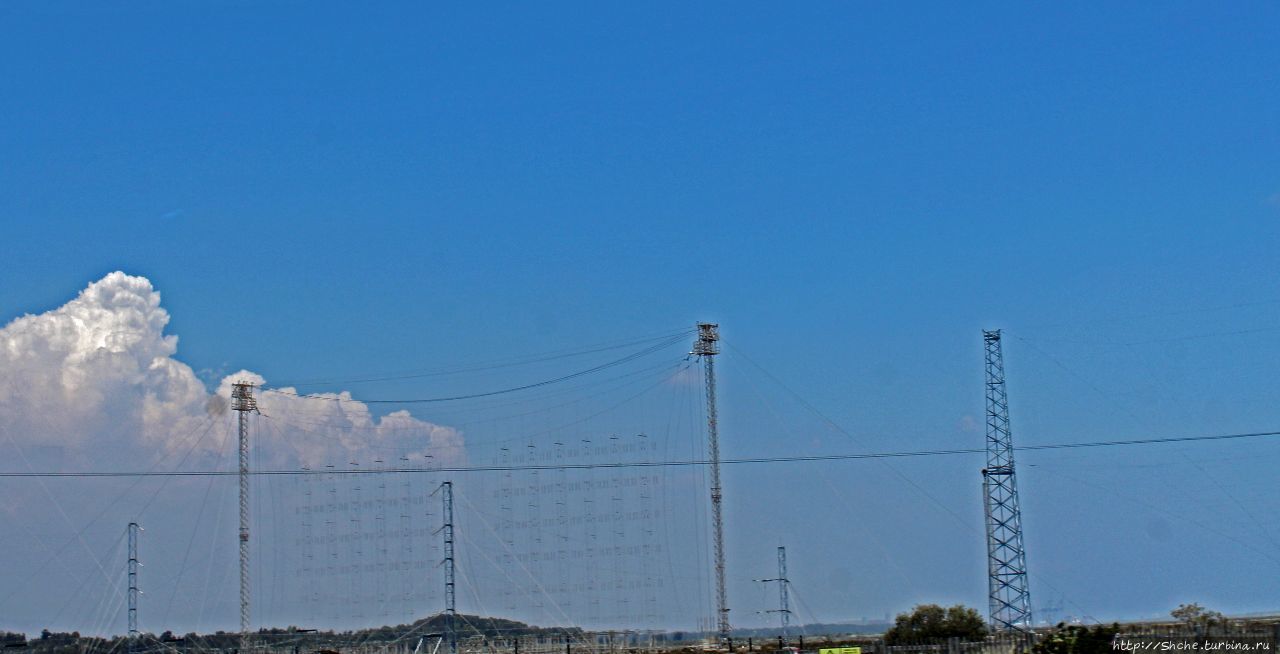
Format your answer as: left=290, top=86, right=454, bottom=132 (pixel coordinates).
left=128, top=522, right=139, bottom=651
left=763, top=546, right=791, bottom=647
left=981, top=330, right=1032, bottom=632
left=438, top=481, right=457, bottom=654
left=693, top=323, right=731, bottom=646
left=231, top=381, right=257, bottom=649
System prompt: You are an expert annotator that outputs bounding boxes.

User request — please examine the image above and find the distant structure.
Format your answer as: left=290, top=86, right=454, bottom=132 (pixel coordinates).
left=761, top=547, right=791, bottom=647
left=231, top=381, right=258, bottom=648
left=1038, top=594, right=1065, bottom=628
left=437, top=481, right=457, bottom=654
left=980, top=330, right=1032, bottom=632
left=692, top=323, right=731, bottom=646
left=128, top=522, right=139, bottom=651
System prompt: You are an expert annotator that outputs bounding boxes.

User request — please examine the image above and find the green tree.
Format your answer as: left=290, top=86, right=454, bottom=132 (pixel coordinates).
left=884, top=604, right=988, bottom=644
left=1032, top=624, right=1120, bottom=654
left=1171, top=604, right=1226, bottom=635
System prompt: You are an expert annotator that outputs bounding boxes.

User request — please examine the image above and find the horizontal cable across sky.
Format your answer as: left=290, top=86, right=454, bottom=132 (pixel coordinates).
left=3, top=429, right=1276, bottom=478
left=260, top=333, right=692, bottom=404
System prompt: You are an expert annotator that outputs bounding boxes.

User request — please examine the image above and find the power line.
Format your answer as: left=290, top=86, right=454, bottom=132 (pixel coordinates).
left=4, top=429, right=1277, bottom=478
left=261, top=335, right=688, bottom=404
left=725, top=340, right=979, bottom=536
left=260, top=359, right=687, bottom=436
left=272, top=328, right=695, bottom=388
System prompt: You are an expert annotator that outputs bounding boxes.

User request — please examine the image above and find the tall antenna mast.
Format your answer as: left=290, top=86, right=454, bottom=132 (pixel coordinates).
left=128, top=522, right=140, bottom=652
left=761, top=547, right=791, bottom=647
left=693, top=323, right=731, bottom=647
left=980, top=330, right=1032, bottom=633
left=435, top=481, right=457, bottom=654
left=231, top=381, right=258, bottom=650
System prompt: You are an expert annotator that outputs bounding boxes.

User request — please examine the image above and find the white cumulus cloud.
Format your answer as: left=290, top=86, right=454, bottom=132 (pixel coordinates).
left=0, top=272, right=463, bottom=472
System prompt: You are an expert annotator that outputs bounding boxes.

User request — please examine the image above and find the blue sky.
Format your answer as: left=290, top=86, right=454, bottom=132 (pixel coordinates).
left=2, top=1, right=1280, bottom=637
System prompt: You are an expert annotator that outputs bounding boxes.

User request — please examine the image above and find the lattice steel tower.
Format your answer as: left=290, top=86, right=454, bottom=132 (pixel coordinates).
left=980, top=330, right=1032, bottom=632
left=437, top=481, right=457, bottom=654
left=693, top=323, right=731, bottom=646
left=761, top=547, right=791, bottom=647
left=128, top=522, right=139, bottom=652
left=231, top=381, right=258, bottom=649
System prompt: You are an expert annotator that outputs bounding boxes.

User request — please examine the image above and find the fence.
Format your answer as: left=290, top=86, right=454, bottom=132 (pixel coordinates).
left=882, top=635, right=1033, bottom=654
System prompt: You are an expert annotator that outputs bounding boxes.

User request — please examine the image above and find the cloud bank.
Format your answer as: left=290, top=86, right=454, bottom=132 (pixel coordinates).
left=0, top=272, right=462, bottom=472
